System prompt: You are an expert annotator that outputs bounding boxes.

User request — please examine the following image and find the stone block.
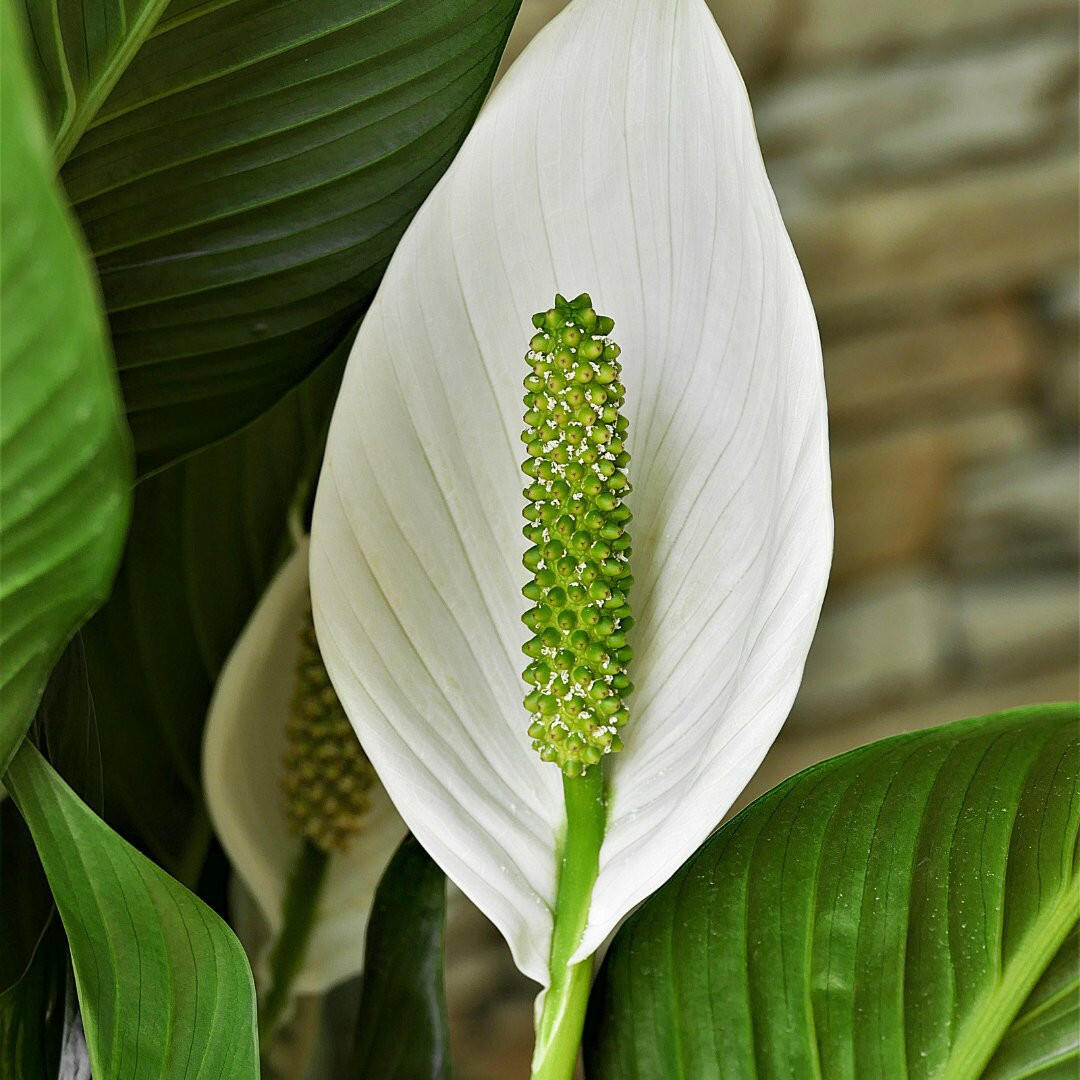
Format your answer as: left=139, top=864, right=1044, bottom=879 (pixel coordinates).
left=1045, top=351, right=1079, bottom=432
left=784, top=153, right=1078, bottom=323
left=757, top=32, right=1077, bottom=191
left=824, top=304, right=1036, bottom=431
left=787, top=0, right=1075, bottom=64
left=795, top=568, right=950, bottom=718
left=955, top=571, right=1079, bottom=672
left=1038, top=273, right=1080, bottom=432
left=949, top=445, right=1079, bottom=571
left=939, top=405, right=1043, bottom=464
left=831, top=427, right=954, bottom=580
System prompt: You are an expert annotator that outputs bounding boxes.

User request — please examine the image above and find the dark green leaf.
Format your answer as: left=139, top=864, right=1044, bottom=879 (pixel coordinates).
left=0, top=640, right=104, bottom=997
left=70, top=348, right=346, bottom=882
left=0, top=917, right=68, bottom=1079
left=22, top=0, right=521, bottom=473
left=0, top=797, right=52, bottom=994
left=350, top=836, right=450, bottom=1080
left=585, top=704, right=1080, bottom=1079
left=21, top=0, right=166, bottom=161
left=0, top=0, right=132, bottom=770
left=4, top=741, right=259, bottom=1079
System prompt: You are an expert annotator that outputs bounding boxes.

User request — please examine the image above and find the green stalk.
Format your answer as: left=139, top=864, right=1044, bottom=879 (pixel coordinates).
left=531, top=768, right=607, bottom=1080
left=258, top=838, right=329, bottom=1044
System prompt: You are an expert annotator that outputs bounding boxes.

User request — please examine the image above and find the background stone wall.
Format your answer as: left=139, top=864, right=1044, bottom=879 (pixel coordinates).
left=450, top=2, right=1079, bottom=1073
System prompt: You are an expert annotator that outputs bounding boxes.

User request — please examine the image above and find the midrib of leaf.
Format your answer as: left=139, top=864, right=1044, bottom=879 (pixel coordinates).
left=52, top=0, right=172, bottom=166
left=940, top=875, right=1079, bottom=1080
left=1006, top=977, right=1078, bottom=1032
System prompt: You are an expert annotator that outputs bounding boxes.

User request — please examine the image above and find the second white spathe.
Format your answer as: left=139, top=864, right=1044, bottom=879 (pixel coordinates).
left=203, top=539, right=407, bottom=995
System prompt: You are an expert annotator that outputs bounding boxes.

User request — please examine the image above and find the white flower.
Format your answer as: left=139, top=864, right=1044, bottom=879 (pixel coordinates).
left=310, top=0, right=831, bottom=985
left=203, top=539, right=407, bottom=994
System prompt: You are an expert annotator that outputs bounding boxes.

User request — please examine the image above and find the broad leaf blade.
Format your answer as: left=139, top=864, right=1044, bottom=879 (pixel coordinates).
left=4, top=742, right=258, bottom=1079
left=20, top=0, right=166, bottom=160
left=68, top=347, right=346, bottom=881
left=349, top=837, right=450, bottom=1080
left=0, top=797, right=52, bottom=994
left=26, top=0, right=521, bottom=473
left=585, top=704, right=1080, bottom=1079
left=0, top=918, right=68, bottom=1080
left=984, top=926, right=1079, bottom=1079
left=0, top=0, right=132, bottom=769
left=0, top=639, right=106, bottom=998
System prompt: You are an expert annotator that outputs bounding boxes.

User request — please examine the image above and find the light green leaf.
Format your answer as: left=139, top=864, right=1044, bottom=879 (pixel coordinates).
left=983, top=924, right=1078, bottom=1079
left=0, top=0, right=132, bottom=771
left=585, top=704, right=1080, bottom=1079
left=4, top=741, right=258, bottom=1079
left=21, top=0, right=522, bottom=473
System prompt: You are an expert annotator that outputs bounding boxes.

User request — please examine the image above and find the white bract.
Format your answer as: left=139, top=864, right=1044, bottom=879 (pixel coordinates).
left=203, top=540, right=407, bottom=994
left=310, top=0, right=832, bottom=984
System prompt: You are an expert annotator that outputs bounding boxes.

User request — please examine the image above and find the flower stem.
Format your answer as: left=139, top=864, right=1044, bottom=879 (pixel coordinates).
left=531, top=767, right=606, bottom=1080
left=258, top=838, right=329, bottom=1044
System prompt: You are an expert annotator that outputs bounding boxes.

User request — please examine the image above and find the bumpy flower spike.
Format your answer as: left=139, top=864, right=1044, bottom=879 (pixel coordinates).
left=521, top=293, right=633, bottom=777
left=282, top=610, right=375, bottom=853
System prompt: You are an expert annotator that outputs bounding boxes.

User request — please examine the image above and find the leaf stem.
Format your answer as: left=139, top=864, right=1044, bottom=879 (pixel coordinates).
left=258, top=838, right=329, bottom=1045
left=531, top=768, right=606, bottom=1080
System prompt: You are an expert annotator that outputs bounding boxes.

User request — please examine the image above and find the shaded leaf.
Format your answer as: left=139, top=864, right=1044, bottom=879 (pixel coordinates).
left=585, top=704, right=1079, bottom=1079
left=69, top=348, right=345, bottom=882
left=0, top=639, right=105, bottom=996
left=4, top=741, right=258, bottom=1079
left=349, top=837, right=450, bottom=1080
left=21, top=0, right=165, bottom=161
left=0, top=797, right=52, bottom=994
left=0, top=0, right=132, bottom=769
left=0, top=917, right=68, bottom=1080
left=22, top=0, right=522, bottom=472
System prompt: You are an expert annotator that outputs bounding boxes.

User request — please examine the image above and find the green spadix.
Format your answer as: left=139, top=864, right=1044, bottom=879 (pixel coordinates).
left=281, top=611, right=375, bottom=853
left=520, top=293, right=633, bottom=777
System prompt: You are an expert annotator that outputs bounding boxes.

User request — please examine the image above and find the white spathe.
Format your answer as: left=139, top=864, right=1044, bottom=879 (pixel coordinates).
left=310, top=0, right=832, bottom=985
left=202, top=540, right=407, bottom=994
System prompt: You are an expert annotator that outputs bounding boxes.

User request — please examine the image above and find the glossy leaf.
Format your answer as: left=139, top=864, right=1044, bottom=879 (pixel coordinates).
left=4, top=741, right=258, bottom=1079
left=984, top=924, right=1079, bottom=1079
left=349, top=837, right=450, bottom=1080
left=584, top=704, right=1080, bottom=1079
left=0, top=0, right=131, bottom=770
left=20, top=0, right=522, bottom=472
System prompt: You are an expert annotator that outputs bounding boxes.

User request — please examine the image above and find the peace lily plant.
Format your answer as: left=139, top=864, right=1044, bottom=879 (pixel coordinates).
left=2, top=0, right=1076, bottom=1076
left=310, top=0, right=831, bottom=1072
